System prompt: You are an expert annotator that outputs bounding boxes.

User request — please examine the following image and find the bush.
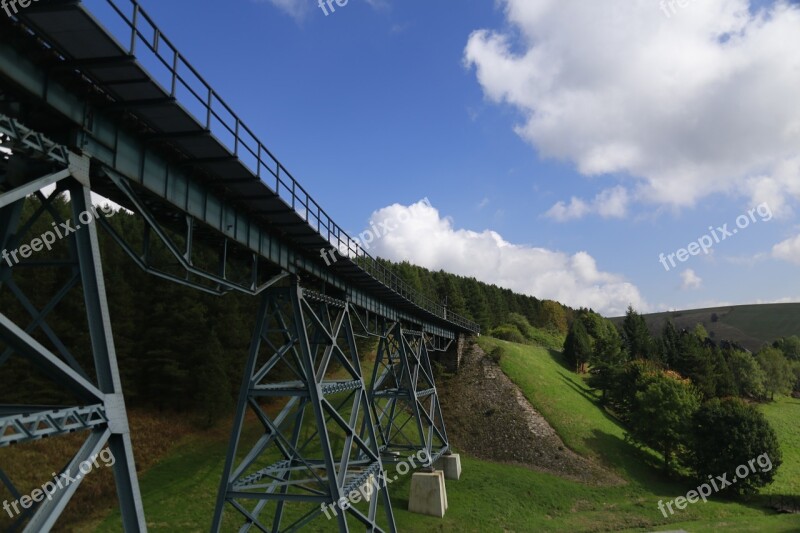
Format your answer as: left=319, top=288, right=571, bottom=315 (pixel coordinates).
left=527, top=327, right=566, bottom=351
left=688, top=398, right=782, bottom=495
left=488, top=346, right=506, bottom=364
left=490, top=325, right=526, bottom=344
left=506, top=312, right=532, bottom=334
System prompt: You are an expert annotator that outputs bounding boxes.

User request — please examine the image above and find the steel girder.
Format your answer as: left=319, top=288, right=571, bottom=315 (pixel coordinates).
left=0, top=149, right=145, bottom=531
left=96, top=167, right=290, bottom=297
left=212, top=283, right=396, bottom=533
left=369, top=323, right=450, bottom=466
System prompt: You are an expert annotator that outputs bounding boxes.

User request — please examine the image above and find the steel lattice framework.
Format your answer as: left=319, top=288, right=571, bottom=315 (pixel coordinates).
left=369, top=325, right=450, bottom=466
left=0, top=144, right=145, bottom=531
left=211, top=285, right=396, bottom=532
left=0, top=0, right=477, bottom=530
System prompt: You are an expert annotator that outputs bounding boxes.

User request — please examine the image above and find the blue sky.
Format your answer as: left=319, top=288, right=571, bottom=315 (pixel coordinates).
left=86, top=0, right=800, bottom=316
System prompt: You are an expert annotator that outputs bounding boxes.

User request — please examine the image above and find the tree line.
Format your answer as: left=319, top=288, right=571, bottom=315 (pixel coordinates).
left=0, top=197, right=576, bottom=426
left=563, top=306, right=799, bottom=493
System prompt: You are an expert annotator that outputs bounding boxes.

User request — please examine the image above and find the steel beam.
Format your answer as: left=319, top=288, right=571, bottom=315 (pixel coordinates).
left=212, top=282, right=396, bottom=532
left=0, top=404, right=108, bottom=447
left=369, top=323, right=450, bottom=466
left=0, top=162, right=145, bottom=531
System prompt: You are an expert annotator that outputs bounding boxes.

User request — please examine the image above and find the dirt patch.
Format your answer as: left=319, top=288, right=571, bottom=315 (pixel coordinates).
left=437, top=342, right=623, bottom=485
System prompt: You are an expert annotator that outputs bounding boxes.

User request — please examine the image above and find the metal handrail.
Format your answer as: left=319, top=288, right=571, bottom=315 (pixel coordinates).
left=86, top=0, right=479, bottom=333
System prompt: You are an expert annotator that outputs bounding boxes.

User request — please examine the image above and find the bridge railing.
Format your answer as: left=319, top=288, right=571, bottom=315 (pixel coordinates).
left=81, top=0, right=479, bottom=334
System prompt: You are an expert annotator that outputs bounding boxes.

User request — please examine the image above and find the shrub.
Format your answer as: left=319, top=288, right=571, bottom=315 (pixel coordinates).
left=506, top=313, right=534, bottom=337
left=688, top=398, right=782, bottom=495
left=488, top=346, right=506, bottom=364
left=490, top=325, right=526, bottom=344
left=527, top=327, right=566, bottom=351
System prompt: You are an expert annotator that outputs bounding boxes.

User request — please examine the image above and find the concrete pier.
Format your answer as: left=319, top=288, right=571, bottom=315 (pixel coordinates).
left=408, top=471, right=447, bottom=517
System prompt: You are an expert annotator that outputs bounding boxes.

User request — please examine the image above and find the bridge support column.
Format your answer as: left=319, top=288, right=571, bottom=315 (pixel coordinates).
left=212, top=283, right=396, bottom=532
left=369, top=323, right=449, bottom=465
left=0, top=157, right=145, bottom=531
left=434, top=333, right=466, bottom=373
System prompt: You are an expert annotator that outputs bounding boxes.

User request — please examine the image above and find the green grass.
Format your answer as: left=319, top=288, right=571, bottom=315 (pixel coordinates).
left=760, top=395, right=800, bottom=498
left=91, top=339, right=798, bottom=532
left=475, top=336, right=799, bottom=532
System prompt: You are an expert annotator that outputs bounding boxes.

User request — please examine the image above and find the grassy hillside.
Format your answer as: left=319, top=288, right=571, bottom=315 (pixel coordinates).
left=478, top=337, right=799, bottom=532
left=83, top=339, right=798, bottom=532
left=611, top=303, right=800, bottom=351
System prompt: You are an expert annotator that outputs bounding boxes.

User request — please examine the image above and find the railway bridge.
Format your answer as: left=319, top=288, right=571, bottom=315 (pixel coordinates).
left=0, top=1, right=478, bottom=530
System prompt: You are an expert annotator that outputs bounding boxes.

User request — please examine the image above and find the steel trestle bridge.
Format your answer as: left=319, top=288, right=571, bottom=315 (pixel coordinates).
left=0, top=0, right=478, bottom=531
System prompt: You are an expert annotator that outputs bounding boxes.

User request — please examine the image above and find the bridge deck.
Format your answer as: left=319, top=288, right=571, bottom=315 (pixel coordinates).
left=1, top=0, right=479, bottom=335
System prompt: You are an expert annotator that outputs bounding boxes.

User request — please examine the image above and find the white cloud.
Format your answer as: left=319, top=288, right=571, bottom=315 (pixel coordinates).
left=256, top=0, right=386, bottom=20
left=366, top=200, right=647, bottom=316
left=772, top=233, right=800, bottom=264
left=545, top=186, right=629, bottom=221
left=464, top=0, right=800, bottom=213
left=255, top=0, right=309, bottom=21
left=680, top=268, right=703, bottom=290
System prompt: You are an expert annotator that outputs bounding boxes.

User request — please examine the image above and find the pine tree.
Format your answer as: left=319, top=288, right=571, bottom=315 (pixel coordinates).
left=564, top=318, right=592, bottom=373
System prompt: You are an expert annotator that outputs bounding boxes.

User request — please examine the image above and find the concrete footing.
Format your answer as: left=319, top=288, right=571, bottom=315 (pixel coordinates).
left=435, top=453, right=462, bottom=480
left=408, top=471, right=447, bottom=517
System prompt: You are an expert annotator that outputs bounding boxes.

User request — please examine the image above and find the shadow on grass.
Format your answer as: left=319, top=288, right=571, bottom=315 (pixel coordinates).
left=582, top=429, right=680, bottom=493
left=559, top=373, right=598, bottom=405
left=547, top=348, right=574, bottom=373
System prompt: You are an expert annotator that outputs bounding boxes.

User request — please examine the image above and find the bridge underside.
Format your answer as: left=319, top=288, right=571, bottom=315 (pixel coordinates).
left=0, top=1, right=476, bottom=531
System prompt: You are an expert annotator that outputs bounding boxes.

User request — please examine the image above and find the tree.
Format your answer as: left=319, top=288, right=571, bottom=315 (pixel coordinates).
left=436, top=273, right=468, bottom=318
left=507, top=312, right=534, bottom=340
left=659, top=320, right=680, bottom=369
left=693, top=323, right=709, bottom=341
left=672, top=331, right=717, bottom=399
left=689, top=399, right=782, bottom=495
left=629, top=372, right=700, bottom=472
left=710, top=348, right=737, bottom=398
left=461, top=277, right=492, bottom=332
left=727, top=351, right=766, bottom=400
left=194, top=331, right=231, bottom=428
left=564, top=318, right=592, bottom=373
left=792, top=361, right=800, bottom=396
left=587, top=323, right=627, bottom=404
left=541, top=300, right=568, bottom=334
left=756, top=347, right=794, bottom=400
left=622, top=306, right=654, bottom=360
left=774, top=336, right=800, bottom=361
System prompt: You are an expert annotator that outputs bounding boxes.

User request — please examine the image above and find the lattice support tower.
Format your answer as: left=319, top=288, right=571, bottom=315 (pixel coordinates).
left=211, top=283, right=397, bottom=532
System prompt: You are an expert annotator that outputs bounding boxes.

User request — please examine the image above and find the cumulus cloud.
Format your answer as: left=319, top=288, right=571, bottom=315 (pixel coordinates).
left=464, top=0, right=800, bottom=213
left=365, top=200, right=647, bottom=316
left=772, top=233, right=800, bottom=264
left=545, top=186, right=629, bottom=221
left=680, top=268, right=703, bottom=290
